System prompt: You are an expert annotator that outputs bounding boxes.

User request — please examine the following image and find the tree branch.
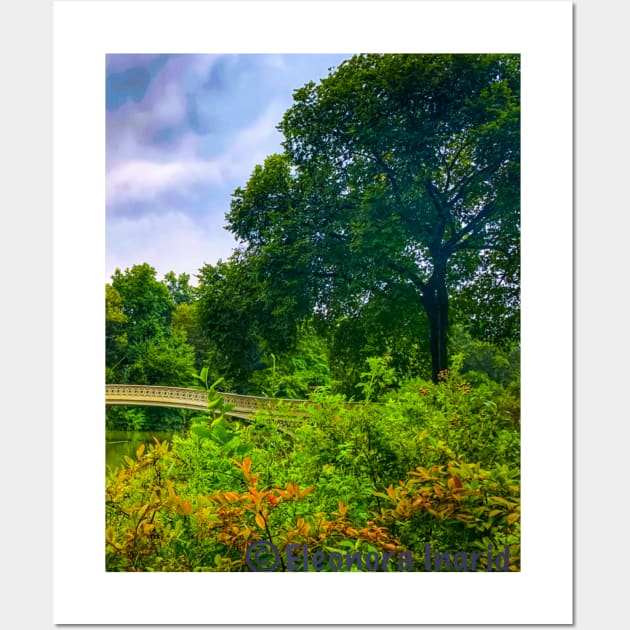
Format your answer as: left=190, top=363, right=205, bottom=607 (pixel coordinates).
left=446, top=160, right=504, bottom=210
left=444, top=203, right=497, bottom=254
left=387, top=261, right=427, bottom=294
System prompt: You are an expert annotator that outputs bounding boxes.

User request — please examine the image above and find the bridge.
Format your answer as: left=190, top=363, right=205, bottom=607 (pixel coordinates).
left=105, top=384, right=310, bottom=420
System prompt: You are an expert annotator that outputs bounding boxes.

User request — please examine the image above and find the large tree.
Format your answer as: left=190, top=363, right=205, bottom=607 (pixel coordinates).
left=228, top=54, right=520, bottom=382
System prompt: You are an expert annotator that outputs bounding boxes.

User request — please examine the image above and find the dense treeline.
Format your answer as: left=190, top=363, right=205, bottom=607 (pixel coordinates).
left=106, top=264, right=199, bottom=429
left=107, top=53, right=520, bottom=415
left=105, top=260, right=519, bottom=427
left=106, top=53, right=520, bottom=571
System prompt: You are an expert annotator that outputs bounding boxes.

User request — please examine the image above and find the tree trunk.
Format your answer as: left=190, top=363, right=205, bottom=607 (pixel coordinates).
left=421, top=267, right=449, bottom=383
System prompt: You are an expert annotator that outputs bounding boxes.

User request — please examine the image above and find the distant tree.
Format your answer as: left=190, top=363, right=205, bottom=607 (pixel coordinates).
left=106, top=263, right=195, bottom=387
left=111, top=263, right=174, bottom=345
left=106, top=264, right=197, bottom=429
left=195, top=255, right=270, bottom=392
left=250, top=321, right=331, bottom=398
left=164, top=271, right=195, bottom=306
left=171, top=301, right=209, bottom=370
left=126, top=330, right=196, bottom=387
left=105, top=284, right=128, bottom=382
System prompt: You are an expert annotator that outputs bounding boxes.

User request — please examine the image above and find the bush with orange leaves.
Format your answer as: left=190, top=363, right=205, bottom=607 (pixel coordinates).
left=106, top=442, right=403, bottom=571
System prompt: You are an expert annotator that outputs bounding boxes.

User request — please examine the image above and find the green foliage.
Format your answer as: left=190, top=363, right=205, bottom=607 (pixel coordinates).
left=374, top=461, right=520, bottom=570
left=250, top=322, right=331, bottom=398
left=105, top=285, right=128, bottom=370
left=224, top=54, right=520, bottom=381
left=190, top=54, right=521, bottom=391
left=105, top=406, right=191, bottom=432
left=122, top=331, right=195, bottom=386
left=188, top=369, right=238, bottom=444
left=195, top=255, right=268, bottom=392
left=106, top=366, right=520, bottom=571
left=111, top=263, right=174, bottom=345
left=449, top=248, right=520, bottom=346
left=163, top=271, right=195, bottom=305
left=171, top=302, right=209, bottom=369
left=105, top=406, right=148, bottom=431
left=106, top=264, right=196, bottom=386
left=449, top=324, right=520, bottom=385
left=322, top=291, right=432, bottom=397
left=357, top=355, right=398, bottom=402
left=106, top=446, right=401, bottom=572
left=105, top=55, right=521, bottom=571
left=106, top=264, right=197, bottom=430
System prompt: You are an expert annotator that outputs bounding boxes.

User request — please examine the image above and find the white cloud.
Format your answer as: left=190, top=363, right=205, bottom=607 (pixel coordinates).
left=106, top=211, right=238, bottom=282
left=107, top=98, right=286, bottom=210
left=106, top=158, right=223, bottom=205
left=105, top=56, right=349, bottom=270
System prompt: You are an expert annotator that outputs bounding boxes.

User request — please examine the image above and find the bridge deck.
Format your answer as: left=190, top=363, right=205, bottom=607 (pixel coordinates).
left=105, top=384, right=310, bottom=419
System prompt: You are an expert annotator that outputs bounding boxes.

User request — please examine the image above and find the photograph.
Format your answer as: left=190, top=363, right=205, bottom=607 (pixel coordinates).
left=104, top=53, right=522, bottom=574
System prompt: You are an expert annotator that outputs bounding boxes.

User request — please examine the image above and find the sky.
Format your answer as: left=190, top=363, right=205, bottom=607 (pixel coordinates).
left=105, top=53, right=352, bottom=284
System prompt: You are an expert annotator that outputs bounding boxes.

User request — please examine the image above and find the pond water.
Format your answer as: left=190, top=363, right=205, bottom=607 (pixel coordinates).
left=106, top=430, right=182, bottom=470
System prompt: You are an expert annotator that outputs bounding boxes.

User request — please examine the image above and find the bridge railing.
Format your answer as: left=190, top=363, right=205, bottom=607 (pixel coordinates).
left=106, top=384, right=208, bottom=410
left=105, top=384, right=313, bottom=419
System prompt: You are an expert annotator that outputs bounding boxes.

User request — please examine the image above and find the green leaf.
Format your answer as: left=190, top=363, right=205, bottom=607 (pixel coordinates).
left=190, top=425, right=213, bottom=439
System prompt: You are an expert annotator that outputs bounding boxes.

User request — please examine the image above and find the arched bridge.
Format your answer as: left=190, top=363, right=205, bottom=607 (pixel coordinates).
left=105, top=384, right=309, bottom=420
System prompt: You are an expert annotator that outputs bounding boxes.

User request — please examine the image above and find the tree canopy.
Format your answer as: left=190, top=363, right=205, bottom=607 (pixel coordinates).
left=225, top=54, right=520, bottom=382
left=106, top=264, right=196, bottom=388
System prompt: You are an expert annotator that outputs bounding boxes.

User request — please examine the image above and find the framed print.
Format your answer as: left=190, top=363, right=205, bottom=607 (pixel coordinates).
left=54, top=1, right=572, bottom=624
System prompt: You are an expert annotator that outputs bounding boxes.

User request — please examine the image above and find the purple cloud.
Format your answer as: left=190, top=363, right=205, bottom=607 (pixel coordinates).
left=106, top=53, right=352, bottom=281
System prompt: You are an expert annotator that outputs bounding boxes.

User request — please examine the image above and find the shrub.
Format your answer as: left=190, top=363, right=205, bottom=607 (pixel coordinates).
left=106, top=365, right=520, bottom=571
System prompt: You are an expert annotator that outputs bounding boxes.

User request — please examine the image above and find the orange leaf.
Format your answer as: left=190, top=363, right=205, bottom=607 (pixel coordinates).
left=255, top=512, right=266, bottom=530
left=507, top=512, right=520, bottom=526
left=242, top=456, right=251, bottom=477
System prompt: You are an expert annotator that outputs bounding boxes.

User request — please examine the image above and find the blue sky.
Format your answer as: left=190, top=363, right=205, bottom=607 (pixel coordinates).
left=106, top=53, right=352, bottom=283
